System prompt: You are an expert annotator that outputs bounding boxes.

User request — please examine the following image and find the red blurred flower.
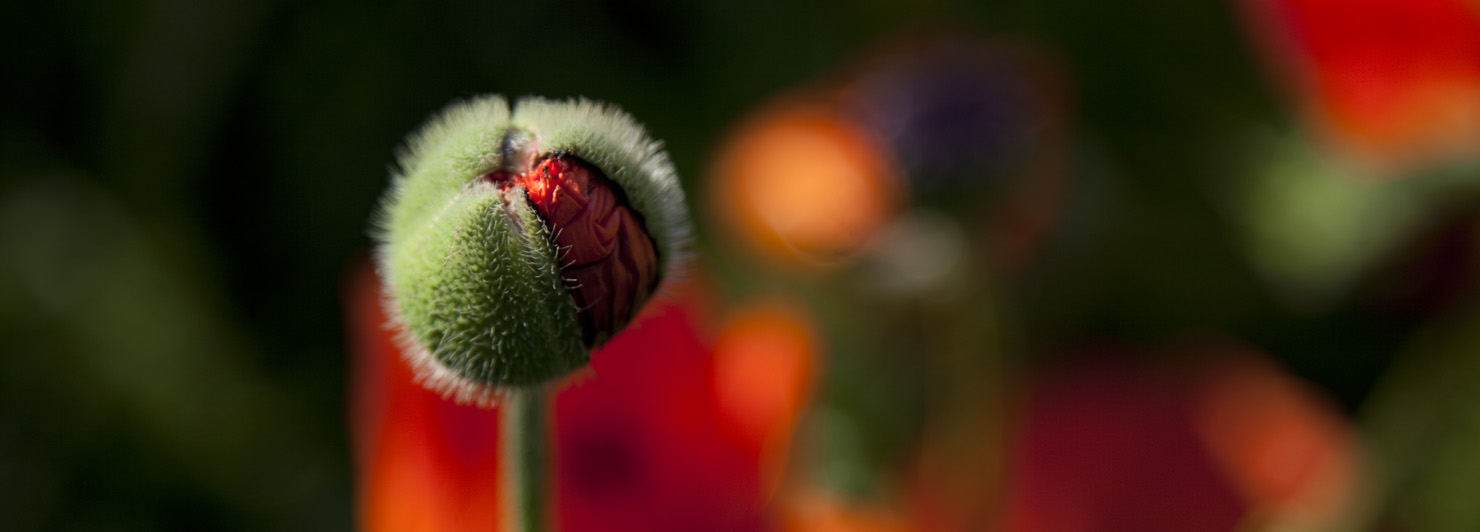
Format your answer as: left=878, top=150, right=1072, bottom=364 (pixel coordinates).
left=1004, top=343, right=1359, bottom=532
left=1240, top=0, right=1480, bottom=174
left=1192, top=349, right=1358, bottom=528
left=344, top=262, right=776, bottom=531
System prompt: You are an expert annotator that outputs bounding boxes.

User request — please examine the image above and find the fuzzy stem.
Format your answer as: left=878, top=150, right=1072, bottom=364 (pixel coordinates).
left=503, top=387, right=551, bottom=532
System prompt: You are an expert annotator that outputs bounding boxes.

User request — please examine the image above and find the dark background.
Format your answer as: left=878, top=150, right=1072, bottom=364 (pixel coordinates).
left=3, top=0, right=1474, bottom=530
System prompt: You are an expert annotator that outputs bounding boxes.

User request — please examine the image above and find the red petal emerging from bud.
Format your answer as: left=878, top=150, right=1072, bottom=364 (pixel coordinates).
left=512, top=155, right=660, bottom=347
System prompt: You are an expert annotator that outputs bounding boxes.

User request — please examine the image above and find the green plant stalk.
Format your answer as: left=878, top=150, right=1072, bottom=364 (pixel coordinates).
left=503, top=388, right=551, bottom=532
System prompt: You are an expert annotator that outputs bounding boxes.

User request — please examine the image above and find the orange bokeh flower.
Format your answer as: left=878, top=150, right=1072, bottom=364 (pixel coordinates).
left=710, top=99, right=902, bottom=267
left=1192, top=350, right=1359, bottom=528
left=712, top=298, right=820, bottom=499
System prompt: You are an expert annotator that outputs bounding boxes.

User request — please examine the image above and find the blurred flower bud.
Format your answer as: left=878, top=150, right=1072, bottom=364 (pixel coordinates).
left=835, top=34, right=1072, bottom=276
left=375, top=95, right=691, bottom=405
left=837, top=35, right=1068, bottom=193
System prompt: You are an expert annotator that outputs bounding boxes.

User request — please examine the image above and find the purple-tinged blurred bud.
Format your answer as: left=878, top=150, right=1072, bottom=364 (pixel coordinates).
left=838, top=35, right=1068, bottom=192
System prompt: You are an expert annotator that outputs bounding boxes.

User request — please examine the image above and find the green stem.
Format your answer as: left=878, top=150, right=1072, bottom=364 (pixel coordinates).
left=503, top=387, right=551, bottom=532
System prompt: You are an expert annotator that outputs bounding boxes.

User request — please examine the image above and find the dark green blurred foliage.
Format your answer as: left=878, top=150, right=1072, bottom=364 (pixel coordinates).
left=4, top=0, right=1480, bottom=530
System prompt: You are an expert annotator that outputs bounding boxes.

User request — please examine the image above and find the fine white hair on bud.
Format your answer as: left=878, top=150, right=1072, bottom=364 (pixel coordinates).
left=373, top=95, right=691, bottom=406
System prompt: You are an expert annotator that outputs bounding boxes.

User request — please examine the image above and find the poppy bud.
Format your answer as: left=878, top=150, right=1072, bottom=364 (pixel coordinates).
left=375, top=95, right=689, bottom=405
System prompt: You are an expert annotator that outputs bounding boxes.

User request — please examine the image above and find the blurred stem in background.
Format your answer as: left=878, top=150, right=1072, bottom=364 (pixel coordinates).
left=1357, top=292, right=1480, bottom=531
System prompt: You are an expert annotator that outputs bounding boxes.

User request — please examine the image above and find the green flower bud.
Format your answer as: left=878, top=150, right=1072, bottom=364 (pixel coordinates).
left=374, top=95, right=690, bottom=405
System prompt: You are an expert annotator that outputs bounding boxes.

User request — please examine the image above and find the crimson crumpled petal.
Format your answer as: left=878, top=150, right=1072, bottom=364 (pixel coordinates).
left=516, top=155, right=660, bottom=347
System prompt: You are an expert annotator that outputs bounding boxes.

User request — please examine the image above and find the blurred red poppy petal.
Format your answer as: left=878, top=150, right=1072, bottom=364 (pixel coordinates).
left=345, top=262, right=506, bottom=532
left=556, top=286, right=771, bottom=532
left=346, top=261, right=773, bottom=532
left=1005, top=357, right=1247, bottom=532
left=1004, top=345, right=1360, bottom=532
left=1241, top=0, right=1480, bottom=173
